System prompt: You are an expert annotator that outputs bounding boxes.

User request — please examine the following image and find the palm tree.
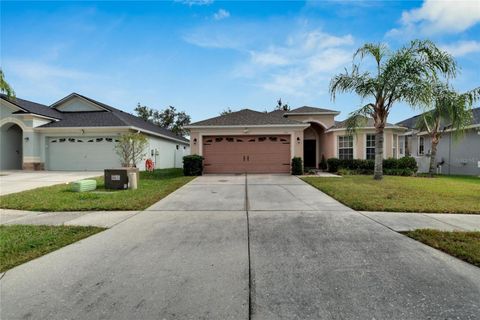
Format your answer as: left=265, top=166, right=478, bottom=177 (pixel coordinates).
left=0, top=69, right=15, bottom=98
left=330, top=40, right=457, bottom=180
left=417, top=83, right=480, bottom=177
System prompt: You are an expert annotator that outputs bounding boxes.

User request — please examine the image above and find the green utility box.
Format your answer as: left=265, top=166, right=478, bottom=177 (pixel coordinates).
left=71, top=179, right=97, bottom=192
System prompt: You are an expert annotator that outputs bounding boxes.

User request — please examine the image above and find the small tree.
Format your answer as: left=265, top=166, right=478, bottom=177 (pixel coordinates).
left=115, top=132, right=148, bottom=167
left=417, top=83, right=479, bottom=176
left=220, top=107, right=233, bottom=115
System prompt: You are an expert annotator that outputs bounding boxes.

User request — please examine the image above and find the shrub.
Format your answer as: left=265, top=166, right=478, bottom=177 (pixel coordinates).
left=327, top=158, right=341, bottom=173
left=291, top=157, right=303, bottom=175
left=319, top=155, right=327, bottom=171
left=326, top=156, right=418, bottom=175
left=398, top=156, right=418, bottom=172
left=383, top=157, right=398, bottom=170
left=183, top=155, right=204, bottom=176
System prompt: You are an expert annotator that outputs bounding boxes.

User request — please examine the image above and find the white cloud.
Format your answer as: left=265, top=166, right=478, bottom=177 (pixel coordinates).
left=213, top=9, right=230, bottom=20
left=174, top=0, right=213, bottom=6
left=244, top=31, right=354, bottom=95
left=387, top=0, right=480, bottom=37
left=440, top=40, right=480, bottom=57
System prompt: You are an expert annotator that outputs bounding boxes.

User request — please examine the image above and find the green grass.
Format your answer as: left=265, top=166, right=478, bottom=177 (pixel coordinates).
left=302, top=175, right=480, bottom=214
left=403, top=229, right=480, bottom=267
left=0, top=168, right=194, bottom=212
left=0, top=225, right=105, bottom=272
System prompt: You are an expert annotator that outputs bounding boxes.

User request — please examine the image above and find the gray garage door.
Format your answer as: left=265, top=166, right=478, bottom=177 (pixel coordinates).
left=47, top=137, right=121, bottom=170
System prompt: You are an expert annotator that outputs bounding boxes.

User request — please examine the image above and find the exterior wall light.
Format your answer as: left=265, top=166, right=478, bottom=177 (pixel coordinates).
left=193, top=138, right=197, bottom=145
left=297, top=137, right=301, bottom=144
left=24, top=137, right=29, bottom=142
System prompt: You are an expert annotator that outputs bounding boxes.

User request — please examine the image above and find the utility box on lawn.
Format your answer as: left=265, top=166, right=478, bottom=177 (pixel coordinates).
left=104, top=168, right=140, bottom=190
left=104, top=169, right=129, bottom=190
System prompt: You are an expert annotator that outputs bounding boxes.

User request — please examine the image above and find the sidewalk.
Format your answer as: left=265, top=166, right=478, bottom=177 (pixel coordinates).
left=0, top=209, right=139, bottom=228
left=361, top=211, right=480, bottom=232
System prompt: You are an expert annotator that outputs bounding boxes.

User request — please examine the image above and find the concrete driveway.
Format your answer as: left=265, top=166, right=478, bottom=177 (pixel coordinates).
left=1, top=175, right=479, bottom=319
left=0, top=171, right=102, bottom=195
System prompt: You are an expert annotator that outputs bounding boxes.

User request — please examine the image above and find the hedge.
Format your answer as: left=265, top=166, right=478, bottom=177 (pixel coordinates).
left=327, top=157, right=418, bottom=176
left=183, top=155, right=204, bottom=176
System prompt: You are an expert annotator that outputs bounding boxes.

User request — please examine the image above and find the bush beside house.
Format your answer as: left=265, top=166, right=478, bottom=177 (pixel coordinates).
left=183, top=155, right=204, bottom=176
left=291, top=157, right=303, bottom=175
left=327, top=157, right=418, bottom=176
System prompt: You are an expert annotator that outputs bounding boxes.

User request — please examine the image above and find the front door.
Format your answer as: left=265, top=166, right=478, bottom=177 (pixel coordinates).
left=303, top=140, right=316, bottom=168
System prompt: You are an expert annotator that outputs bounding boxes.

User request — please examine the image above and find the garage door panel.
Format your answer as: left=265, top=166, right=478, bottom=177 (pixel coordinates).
left=48, top=137, right=121, bottom=171
left=203, top=135, right=291, bottom=174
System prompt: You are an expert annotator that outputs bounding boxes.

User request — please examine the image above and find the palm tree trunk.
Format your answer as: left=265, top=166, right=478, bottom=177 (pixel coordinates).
left=374, top=128, right=384, bottom=180
left=428, top=138, right=438, bottom=177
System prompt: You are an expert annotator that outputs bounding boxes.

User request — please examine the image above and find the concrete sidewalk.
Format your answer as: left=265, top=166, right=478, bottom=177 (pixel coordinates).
left=0, top=209, right=139, bottom=228
left=361, top=211, right=480, bottom=232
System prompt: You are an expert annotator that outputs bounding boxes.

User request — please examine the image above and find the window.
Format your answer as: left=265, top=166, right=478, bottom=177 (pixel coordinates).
left=105, top=138, right=113, bottom=142
left=59, top=138, right=66, bottom=143
left=226, top=137, right=234, bottom=142
left=258, top=137, right=266, bottom=142
left=215, top=137, right=223, bottom=142
left=68, top=138, right=75, bottom=142
left=418, top=136, right=425, bottom=155
left=268, top=137, right=278, bottom=142
left=365, top=134, right=375, bottom=160
left=393, top=134, right=398, bottom=158
left=236, top=138, right=243, bottom=142
left=338, top=136, right=353, bottom=160
left=96, top=138, right=103, bottom=142
left=248, top=138, right=255, bottom=142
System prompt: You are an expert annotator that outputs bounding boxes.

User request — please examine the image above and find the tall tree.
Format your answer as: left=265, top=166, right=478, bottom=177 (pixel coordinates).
left=330, top=40, right=457, bottom=180
left=134, top=104, right=191, bottom=137
left=275, top=98, right=290, bottom=111
left=417, top=83, right=479, bottom=176
left=0, top=69, right=15, bottom=98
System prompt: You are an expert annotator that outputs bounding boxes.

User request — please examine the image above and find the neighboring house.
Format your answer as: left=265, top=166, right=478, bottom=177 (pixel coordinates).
left=396, top=107, right=480, bottom=175
left=186, top=107, right=406, bottom=174
left=0, top=93, right=190, bottom=171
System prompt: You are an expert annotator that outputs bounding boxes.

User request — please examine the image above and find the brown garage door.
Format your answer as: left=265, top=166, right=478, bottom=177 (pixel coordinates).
left=203, top=135, right=291, bottom=174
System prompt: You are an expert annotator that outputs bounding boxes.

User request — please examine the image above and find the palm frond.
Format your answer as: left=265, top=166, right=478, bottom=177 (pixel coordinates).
left=344, top=104, right=374, bottom=135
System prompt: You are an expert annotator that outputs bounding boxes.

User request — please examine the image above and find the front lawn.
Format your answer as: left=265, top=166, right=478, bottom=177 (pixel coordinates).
left=402, top=229, right=480, bottom=267
left=302, top=175, right=480, bottom=214
left=0, top=225, right=105, bottom=272
left=0, top=168, right=194, bottom=211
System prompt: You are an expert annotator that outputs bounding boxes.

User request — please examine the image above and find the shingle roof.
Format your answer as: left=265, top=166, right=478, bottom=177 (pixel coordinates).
left=188, top=109, right=306, bottom=126
left=71, top=94, right=189, bottom=142
left=286, top=106, right=339, bottom=114
left=38, top=111, right=126, bottom=128
left=1, top=94, right=62, bottom=119
left=2, top=93, right=188, bottom=143
left=396, top=107, right=480, bottom=129
left=329, top=117, right=399, bottom=129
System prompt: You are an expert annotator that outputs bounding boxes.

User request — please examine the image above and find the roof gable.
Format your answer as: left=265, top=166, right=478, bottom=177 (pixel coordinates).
left=51, top=94, right=108, bottom=112
left=0, top=94, right=62, bottom=120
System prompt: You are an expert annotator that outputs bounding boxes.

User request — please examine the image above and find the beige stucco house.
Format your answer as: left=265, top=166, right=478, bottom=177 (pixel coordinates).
left=186, top=107, right=406, bottom=174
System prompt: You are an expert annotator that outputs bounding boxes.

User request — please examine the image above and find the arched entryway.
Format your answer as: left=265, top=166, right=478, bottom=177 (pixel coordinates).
left=0, top=123, right=23, bottom=170
left=303, top=122, right=326, bottom=169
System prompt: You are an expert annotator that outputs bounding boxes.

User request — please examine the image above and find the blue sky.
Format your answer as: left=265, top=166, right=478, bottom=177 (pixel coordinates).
left=1, top=0, right=479, bottom=123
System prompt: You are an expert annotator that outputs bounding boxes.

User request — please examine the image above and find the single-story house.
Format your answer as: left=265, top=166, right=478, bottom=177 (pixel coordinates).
left=0, top=93, right=190, bottom=171
left=396, top=107, right=480, bottom=175
left=186, top=107, right=407, bottom=174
